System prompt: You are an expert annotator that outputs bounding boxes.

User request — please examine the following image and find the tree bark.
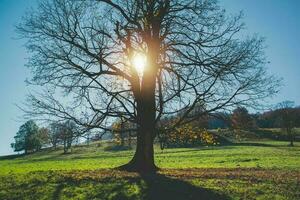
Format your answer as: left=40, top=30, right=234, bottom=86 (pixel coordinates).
left=120, top=129, right=157, bottom=173
left=119, top=92, right=158, bottom=172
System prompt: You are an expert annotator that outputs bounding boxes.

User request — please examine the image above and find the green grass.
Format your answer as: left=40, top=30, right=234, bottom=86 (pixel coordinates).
left=1, top=141, right=299, bottom=174
left=0, top=140, right=299, bottom=199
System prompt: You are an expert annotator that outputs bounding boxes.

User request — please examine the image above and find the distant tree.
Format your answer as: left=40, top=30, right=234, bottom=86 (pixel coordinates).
left=256, top=106, right=300, bottom=129
left=11, top=120, right=40, bottom=154
left=112, top=118, right=135, bottom=147
left=255, top=111, right=275, bottom=128
left=112, top=119, right=125, bottom=146
left=37, top=127, right=50, bottom=148
left=208, top=113, right=231, bottom=129
left=231, top=107, right=256, bottom=131
left=48, top=122, right=62, bottom=149
left=58, top=121, right=79, bottom=153
left=275, top=101, right=299, bottom=146
left=10, top=139, right=24, bottom=153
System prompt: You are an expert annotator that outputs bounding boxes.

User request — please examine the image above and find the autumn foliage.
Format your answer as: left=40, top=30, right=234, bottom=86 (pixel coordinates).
left=159, top=122, right=218, bottom=148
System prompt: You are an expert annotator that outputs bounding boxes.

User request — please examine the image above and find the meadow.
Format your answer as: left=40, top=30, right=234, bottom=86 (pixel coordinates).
left=0, top=139, right=299, bottom=199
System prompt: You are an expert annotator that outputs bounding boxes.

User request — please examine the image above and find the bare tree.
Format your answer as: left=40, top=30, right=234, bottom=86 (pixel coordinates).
left=49, top=121, right=79, bottom=153
left=18, top=0, right=280, bottom=172
left=49, top=122, right=61, bottom=149
left=275, top=101, right=298, bottom=147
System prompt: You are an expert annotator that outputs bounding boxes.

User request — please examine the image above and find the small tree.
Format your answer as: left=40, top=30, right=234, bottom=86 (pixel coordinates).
left=112, top=118, right=135, bottom=147
left=58, top=121, right=78, bottom=153
left=11, top=120, right=40, bottom=154
left=49, top=122, right=62, bottom=149
left=275, top=101, right=299, bottom=146
left=112, top=120, right=125, bottom=146
left=36, top=127, right=50, bottom=149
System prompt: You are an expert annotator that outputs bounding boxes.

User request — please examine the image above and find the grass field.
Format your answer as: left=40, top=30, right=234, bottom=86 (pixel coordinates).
left=0, top=140, right=299, bottom=200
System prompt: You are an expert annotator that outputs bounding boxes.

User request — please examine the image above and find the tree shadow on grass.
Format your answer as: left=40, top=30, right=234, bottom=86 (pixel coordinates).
left=140, top=173, right=229, bottom=200
left=14, top=152, right=133, bottom=163
left=0, top=154, right=25, bottom=160
left=232, top=142, right=278, bottom=147
left=48, top=173, right=228, bottom=200
left=1, top=170, right=229, bottom=200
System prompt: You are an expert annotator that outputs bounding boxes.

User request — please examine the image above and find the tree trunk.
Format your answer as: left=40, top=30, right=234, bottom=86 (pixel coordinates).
left=119, top=113, right=158, bottom=173
left=119, top=35, right=160, bottom=173
left=119, top=65, right=158, bottom=173
left=290, top=132, right=294, bottom=147
left=63, top=139, right=67, bottom=153
left=287, top=128, right=294, bottom=147
left=119, top=89, right=157, bottom=172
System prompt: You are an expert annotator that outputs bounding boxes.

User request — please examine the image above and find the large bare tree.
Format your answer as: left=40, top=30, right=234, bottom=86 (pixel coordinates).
left=18, top=0, right=280, bottom=172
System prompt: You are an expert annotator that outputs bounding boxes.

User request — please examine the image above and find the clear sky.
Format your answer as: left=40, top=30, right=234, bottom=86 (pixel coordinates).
left=0, top=0, right=299, bottom=156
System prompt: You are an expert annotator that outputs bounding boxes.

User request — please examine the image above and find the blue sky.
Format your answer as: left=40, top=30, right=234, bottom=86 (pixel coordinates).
left=0, top=0, right=299, bottom=156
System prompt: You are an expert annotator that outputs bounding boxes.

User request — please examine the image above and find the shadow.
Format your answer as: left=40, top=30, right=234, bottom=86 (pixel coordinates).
left=45, top=172, right=229, bottom=200
left=155, top=146, right=236, bottom=155
left=0, top=147, right=61, bottom=161
left=0, top=154, right=26, bottom=160
left=140, top=173, right=229, bottom=200
left=14, top=152, right=133, bottom=164
left=52, top=183, right=64, bottom=200
left=12, top=153, right=71, bottom=163
left=103, top=145, right=133, bottom=152
left=232, top=142, right=278, bottom=147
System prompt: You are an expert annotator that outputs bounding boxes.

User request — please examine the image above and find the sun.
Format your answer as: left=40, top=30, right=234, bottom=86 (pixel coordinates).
left=132, top=53, right=146, bottom=74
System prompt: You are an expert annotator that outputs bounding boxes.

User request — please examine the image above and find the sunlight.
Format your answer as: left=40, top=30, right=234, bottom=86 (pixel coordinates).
left=132, top=53, right=147, bottom=74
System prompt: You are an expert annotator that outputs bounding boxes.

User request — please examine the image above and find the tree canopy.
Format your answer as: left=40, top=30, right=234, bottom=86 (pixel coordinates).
left=11, top=120, right=41, bottom=153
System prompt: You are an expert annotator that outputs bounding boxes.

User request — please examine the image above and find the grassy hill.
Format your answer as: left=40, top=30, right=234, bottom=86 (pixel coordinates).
left=0, top=139, right=300, bottom=199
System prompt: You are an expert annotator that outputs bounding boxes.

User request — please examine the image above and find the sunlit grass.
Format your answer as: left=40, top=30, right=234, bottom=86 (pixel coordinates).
left=0, top=140, right=299, bottom=199
left=0, top=140, right=299, bottom=174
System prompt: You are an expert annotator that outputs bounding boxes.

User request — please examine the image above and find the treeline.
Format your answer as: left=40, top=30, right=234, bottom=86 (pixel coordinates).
left=254, top=107, right=300, bottom=129
left=111, top=103, right=300, bottom=149
left=11, top=120, right=82, bottom=154
left=207, top=104, right=300, bottom=146
left=156, top=102, right=300, bottom=147
left=12, top=103, right=300, bottom=154
left=201, top=106, right=300, bottom=131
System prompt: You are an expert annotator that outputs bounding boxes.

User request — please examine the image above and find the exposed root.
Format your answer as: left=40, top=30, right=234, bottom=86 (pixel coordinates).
left=116, top=162, right=159, bottom=174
